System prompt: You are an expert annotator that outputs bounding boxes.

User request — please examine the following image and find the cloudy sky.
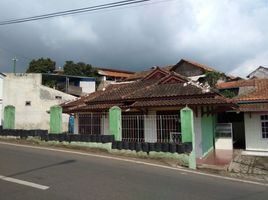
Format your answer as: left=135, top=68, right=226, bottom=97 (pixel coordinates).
left=0, top=0, right=268, bottom=77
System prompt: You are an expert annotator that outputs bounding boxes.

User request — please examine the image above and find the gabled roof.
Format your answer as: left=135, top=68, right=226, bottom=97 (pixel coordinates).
left=62, top=68, right=235, bottom=113
left=142, top=67, right=169, bottom=80
left=246, top=66, right=268, bottom=79
left=171, top=59, right=216, bottom=72
left=217, top=79, right=255, bottom=89
left=126, top=59, right=229, bottom=81
left=158, top=72, right=189, bottom=84
left=97, top=67, right=134, bottom=78
left=217, top=79, right=268, bottom=102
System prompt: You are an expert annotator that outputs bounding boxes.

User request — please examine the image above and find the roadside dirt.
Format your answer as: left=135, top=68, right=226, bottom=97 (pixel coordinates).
left=1, top=137, right=268, bottom=184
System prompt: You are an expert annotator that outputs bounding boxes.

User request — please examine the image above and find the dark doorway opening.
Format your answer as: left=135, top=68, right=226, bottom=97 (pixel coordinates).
left=218, top=112, right=245, bottom=149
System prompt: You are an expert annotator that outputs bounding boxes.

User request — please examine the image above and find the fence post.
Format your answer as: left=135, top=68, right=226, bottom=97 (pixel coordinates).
left=109, top=106, right=122, bottom=141
left=50, top=106, right=62, bottom=134
left=180, top=106, right=196, bottom=169
left=3, top=105, right=15, bottom=129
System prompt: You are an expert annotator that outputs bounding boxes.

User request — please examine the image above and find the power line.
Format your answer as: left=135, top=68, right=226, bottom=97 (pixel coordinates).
left=0, top=0, right=150, bottom=25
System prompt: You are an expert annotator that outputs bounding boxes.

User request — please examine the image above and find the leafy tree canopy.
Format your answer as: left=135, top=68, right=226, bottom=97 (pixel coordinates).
left=63, top=61, right=98, bottom=77
left=204, top=71, right=226, bottom=87
left=220, top=89, right=237, bottom=98
left=26, top=57, right=56, bottom=73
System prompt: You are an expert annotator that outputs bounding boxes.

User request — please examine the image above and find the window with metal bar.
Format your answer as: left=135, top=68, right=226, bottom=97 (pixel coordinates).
left=261, top=115, right=268, bottom=139
left=78, top=113, right=106, bottom=135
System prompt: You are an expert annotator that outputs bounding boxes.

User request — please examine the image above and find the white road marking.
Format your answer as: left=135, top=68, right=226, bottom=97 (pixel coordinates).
left=0, top=175, right=49, bottom=190
left=0, top=141, right=268, bottom=187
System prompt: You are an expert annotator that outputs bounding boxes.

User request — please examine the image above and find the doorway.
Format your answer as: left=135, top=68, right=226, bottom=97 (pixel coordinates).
left=217, top=112, right=245, bottom=149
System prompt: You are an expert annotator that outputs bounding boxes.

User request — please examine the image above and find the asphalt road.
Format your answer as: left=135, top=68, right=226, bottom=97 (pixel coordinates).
left=0, top=142, right=267, bottom=200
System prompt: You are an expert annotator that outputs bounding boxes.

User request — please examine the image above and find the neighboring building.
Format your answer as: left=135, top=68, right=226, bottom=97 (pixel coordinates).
left=3, top=73, right=76, bottom=131
left=217, top=79, right=268, bottom=152
left=0, top=73, right=6, bottom=126
left=62, top=68, right=235, bottom=158
left=42, top=74, right=96, bottom=96
left=247, top=66, right=268, bottom=79
left=96, top=68, right=134, bottom=91
left=96, top=68, right=134, bottom=81
left=126, top=58, right=239, bottom=84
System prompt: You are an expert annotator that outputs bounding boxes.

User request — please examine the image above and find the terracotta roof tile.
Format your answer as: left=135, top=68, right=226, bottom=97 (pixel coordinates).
left=97, top=68, right=134, bottom=78
left=218, top=79, right=268, bottom=101
left=131, top=97, right=230, bottom=108
left=177, top=59, right=216, bottom=72
left=217, top=79, right=256, bottom=89
left=239, top=103, right=268, bottom=112
left=62, top=70, right=235, bottom=113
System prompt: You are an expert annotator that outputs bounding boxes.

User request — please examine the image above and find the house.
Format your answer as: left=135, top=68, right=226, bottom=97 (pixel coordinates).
left=42, top=74, right=96, bottom=96
left=0, top=72, right=6, bottom=126
left=247, top=66, right=268, bottom=79
left=62, top=67, right=236, bottom=158
left=2, top=73, right=76, bottom=131
left=96, top=68, right=134, bottom=81
left=126, top=58, right=239, bottom=84
left=96, top=68, right=134, bottom=91
left=217, top=79, right=268, bottom=152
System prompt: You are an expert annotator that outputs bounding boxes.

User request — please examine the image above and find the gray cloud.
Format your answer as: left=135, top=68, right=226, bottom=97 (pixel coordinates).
left=1, top=0, right=268, bottom=77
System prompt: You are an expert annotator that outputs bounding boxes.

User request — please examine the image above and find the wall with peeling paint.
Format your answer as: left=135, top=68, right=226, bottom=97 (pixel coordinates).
left=2, top=73, right=75, bottom=131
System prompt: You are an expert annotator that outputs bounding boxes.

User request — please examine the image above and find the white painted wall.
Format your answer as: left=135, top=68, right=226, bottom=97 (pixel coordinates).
left=215, top=138, right=233, bottom=150
left=244, top=112, right=268, bottom=151
left=193, top=110, right=203, bottom=158
left=3, top=73, right=76, bottom=131
left=0, top=74, right=4, bottom=126
left=79, top=81, right=95, bottom=94
left=101, top=115, right=109, bottom=135
left=144, top=111, right=157, bottom=142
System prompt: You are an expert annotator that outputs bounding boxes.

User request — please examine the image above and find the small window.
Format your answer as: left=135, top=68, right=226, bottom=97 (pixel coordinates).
left=55, top=96, right=62, bottom=100
left=25, top=101, right=31, bottom=106
left=261, top=115, right=268, bottom=139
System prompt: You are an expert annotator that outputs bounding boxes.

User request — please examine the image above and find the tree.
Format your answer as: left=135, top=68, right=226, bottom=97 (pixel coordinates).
left=220, top=89, right=237, bottom=98
left=63, top=61, right=98, bottom=77
left=26, top=57, right=56, bottom=73
left=204, top=71, right=226, bottom=87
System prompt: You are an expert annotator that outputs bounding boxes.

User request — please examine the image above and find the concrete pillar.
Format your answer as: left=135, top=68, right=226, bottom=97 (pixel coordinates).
left=109, top=106, right=122, bottom=141
left=180, top=106, right=196, bottom=169
left=50, top=106, right=62, bottom=134
left=3, top=105, right=15, bottom=129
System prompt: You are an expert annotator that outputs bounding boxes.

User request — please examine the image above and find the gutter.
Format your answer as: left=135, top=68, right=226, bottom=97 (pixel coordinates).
left=238, top=100, right=268, bottom=104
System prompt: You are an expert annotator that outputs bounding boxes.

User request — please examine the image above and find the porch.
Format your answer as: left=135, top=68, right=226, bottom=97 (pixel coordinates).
left=73, top=106, right=219, bottom=159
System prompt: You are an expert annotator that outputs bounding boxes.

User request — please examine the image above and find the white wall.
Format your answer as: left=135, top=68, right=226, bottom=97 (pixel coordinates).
left=144, top=111, right=157, bottom=142
left=215, top=138, right=233, bottom=150
left=0, top=74, right=4, bottom=126
left=3, top=73, right=76, bottom=131
left=101, top=115, right=109, bottom=135
left=245, top=112, right=268, bottom=151
left=79, top=81, right=95, bottom=94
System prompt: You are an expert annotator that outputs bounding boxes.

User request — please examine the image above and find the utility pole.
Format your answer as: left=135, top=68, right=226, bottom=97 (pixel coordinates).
left=12, top=57, right=18, bottom=73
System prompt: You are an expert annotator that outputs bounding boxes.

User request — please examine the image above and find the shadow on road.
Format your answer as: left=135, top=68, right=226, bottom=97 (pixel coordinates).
left=7, top=159, right=76, bottom=177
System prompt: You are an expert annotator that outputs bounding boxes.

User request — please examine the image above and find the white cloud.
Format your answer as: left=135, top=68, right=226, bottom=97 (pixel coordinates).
left=39, top=16, right=99, bottom=50
left=230, top=51, right=268, bottom=77
left=1, top=0, right=268, bottom=74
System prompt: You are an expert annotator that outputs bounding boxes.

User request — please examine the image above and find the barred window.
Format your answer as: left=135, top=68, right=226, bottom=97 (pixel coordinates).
left=261, top=115, right=268, bottom=139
